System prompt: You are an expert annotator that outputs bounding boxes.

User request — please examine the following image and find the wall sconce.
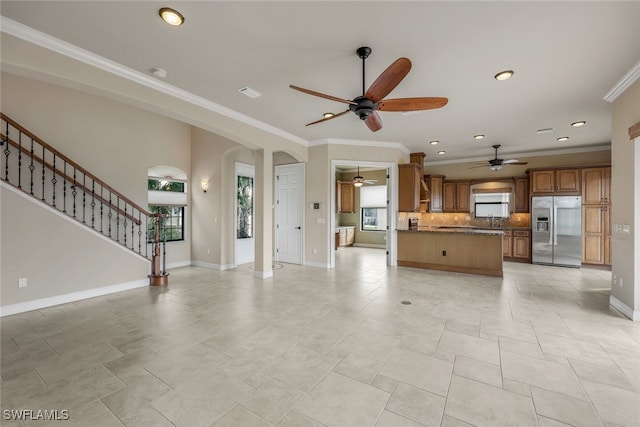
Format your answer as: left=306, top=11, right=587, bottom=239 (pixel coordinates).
left=200, top=180, right=209, bottom=193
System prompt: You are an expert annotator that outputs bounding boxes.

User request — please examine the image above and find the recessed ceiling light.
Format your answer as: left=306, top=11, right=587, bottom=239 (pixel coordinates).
left=437, top=150, right=446, bottom=155
left=430, top=140, right=439, bottom=145
left=571, top=121, right=586, bottom=127
left=474, top=134, right=485, bottom=140
left=159, top=7, right=184, bottom=26
left=323, top=112, right=335, bottom=119
left=557, top=136, right=569, bottom=142
left=494, top=70, right=514, bottom=81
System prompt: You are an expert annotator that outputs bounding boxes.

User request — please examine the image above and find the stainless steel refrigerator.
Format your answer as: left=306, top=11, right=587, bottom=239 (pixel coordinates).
left=532, top=196, right=582, bottom=267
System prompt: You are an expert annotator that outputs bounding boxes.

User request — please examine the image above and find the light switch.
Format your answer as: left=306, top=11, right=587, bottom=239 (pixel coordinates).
left=623, top=224, right=631, bottom=234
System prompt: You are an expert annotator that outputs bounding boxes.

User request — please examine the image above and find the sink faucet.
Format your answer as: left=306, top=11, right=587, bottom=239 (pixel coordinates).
left=487, top=214, right=494, bottom=228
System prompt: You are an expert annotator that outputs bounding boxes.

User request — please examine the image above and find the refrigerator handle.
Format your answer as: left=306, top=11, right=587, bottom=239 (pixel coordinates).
left=552, top=204, right=557, bottom=246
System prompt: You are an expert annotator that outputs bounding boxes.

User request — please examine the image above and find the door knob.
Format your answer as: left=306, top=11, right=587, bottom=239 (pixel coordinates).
left=295, top=226, right=301, bottom=229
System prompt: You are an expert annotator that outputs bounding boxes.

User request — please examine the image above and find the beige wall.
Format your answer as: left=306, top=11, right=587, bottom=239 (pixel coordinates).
left=611, top=78, right=640, bottom=316
left=1, top=73, right=191, bottom=307
left=425, top=150, right=611, bottom=180
left=1, top=186, right=149, bottom=306
left=190, top=127, right=244, bottom=268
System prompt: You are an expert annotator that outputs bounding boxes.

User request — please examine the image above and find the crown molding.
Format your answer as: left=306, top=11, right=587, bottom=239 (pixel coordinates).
left=0, top=16, right=309, bottom=147
left=603, top=59, right=640, bottom=103
left=309, top=138, right=411, bottom=155
left=424, top=143, right=611, bottom=166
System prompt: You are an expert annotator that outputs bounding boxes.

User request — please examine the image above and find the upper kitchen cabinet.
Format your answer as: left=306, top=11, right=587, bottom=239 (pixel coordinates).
left=443, top=180, right=470, bottom=212
left=426, top=175, right=444, bottom=212
left=582, top=167, right=611, bottom=204
left=530, top=168, right=580, bottom=195
left=514, top=178, right=529, bottom=213
left=398, top=163, right=421, bottom=212
left=336, top=180, right=355, bottom=213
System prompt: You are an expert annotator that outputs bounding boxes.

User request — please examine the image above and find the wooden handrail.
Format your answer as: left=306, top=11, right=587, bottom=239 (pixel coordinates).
left=3, top=136, right=143, bottom=225
left=1, top=113, right=153, bottom=217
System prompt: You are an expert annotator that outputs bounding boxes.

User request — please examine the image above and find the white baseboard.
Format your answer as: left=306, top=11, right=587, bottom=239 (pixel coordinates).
left=191, top=260, right=235, bottom=271
left=166, top=261, right=191, bottom=269
left=253, top=270, right=273, bottom=279
left=0, top=278, right=149, bottom=317
left=353, top=243, right=386, bottom=249
left=610, top=295, right=640, bottom=321
left=304, top=260, right=331, bottom=269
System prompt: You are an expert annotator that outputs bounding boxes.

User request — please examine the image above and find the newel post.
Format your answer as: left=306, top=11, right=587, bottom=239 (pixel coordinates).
left=149, top=214, right=169, bottom=286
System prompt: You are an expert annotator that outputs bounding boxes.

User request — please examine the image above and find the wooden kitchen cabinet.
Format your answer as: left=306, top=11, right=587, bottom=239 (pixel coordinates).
left=514, top=178, right=529, bottom=213
left=398, top=163, right=421, bottom=212
left=336, top=226, right=355, bottom=248
left=426, top=175, right=444, bottom=212
left=443, top=180, right=470, bottom=212
left=530, top=169, right=580, bottom=195
left=502, top=230, right=512, bottom=258
left=581, top=167, right=611, bottom=265
left=337, top=180, right=355, bottom=213
left=512, top=230, right=531, bottom=259
left=503, top=229, right=530, bottom=261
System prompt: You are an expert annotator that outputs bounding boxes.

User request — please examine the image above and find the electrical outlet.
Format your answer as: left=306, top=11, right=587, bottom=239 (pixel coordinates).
left=207, top=248, right=211, bottom=255
left=613, top=274, right=617, bottom=285
left=620, top=278, right=624, bottom=288
left=18, top=278, right=27, bottom=288
left=313, top=248, right=318, bottom=254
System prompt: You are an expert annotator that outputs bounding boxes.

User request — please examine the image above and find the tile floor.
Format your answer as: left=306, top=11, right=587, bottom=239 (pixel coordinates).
left=2, top=248, right=640, bottom=426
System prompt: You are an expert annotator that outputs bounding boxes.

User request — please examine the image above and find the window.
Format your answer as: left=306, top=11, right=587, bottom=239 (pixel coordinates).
left=360, top=185, right=387, bottom=231
left=237, top=175, right=253, bottom=239
left=148, top=178, right=186, bottom=242
left=474, top=192, right=510, bottom=219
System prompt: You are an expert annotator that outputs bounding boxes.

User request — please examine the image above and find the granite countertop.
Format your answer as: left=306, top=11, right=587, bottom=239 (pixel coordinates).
left=399, top=226, right=506, bottom=235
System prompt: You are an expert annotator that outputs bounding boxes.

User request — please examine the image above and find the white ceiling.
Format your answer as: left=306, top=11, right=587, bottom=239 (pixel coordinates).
left=1, top=1, right=639, bottom=164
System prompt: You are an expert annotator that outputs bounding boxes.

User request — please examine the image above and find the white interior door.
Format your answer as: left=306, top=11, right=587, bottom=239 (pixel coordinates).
left=235, top=163, right=255, bottom=266
left=275, top=163, right=304, bottom=265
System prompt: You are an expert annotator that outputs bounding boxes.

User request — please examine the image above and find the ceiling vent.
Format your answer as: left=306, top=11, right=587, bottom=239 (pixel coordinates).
left=536, top=127, right=554, bottom=134
left=238, top=86, right=262, bottom=99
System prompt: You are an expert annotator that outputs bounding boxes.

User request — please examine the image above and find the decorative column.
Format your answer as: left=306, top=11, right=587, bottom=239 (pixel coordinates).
left=254, top=149, right=273, bottom=278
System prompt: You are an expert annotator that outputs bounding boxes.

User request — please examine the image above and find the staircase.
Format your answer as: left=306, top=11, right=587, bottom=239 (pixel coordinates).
left=1, top=113, right=168, bottom=285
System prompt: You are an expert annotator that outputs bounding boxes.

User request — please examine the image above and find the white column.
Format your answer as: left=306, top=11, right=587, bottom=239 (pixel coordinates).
left=254, top=149, right=273, bottom=278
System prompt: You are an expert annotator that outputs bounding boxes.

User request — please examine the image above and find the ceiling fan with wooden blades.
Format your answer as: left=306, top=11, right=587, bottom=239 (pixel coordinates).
left=290, top=47, right=448, bottom=132
left=469, top=145, right=528, bottom=171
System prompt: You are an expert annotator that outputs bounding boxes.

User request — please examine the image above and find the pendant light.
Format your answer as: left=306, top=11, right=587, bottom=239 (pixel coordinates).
left=353, top=166, right=365, bottom=187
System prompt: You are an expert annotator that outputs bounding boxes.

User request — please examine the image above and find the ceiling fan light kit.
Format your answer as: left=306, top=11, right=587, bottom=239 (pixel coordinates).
left=290, top=47, right=448, bottom=132
left=353, top=166, right=365, bottom=187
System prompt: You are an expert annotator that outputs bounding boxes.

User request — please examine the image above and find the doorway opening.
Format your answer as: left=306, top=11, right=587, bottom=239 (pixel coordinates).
left=330, top=160, right=397, bottom=269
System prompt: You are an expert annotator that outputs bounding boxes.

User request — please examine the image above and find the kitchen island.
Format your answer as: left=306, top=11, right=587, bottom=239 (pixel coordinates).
left=397, top=227, right=504, bottom=277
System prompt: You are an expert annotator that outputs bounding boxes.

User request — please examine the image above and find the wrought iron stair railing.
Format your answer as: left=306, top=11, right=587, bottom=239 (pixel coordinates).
left=1, top=113, right=168, bottom=285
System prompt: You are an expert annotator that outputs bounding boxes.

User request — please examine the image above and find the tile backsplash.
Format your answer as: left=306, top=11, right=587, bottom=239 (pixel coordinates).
left=397, top=212, right=530, bottom=229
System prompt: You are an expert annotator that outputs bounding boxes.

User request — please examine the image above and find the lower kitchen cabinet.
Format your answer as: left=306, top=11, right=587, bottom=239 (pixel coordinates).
left=512, top=230, right=531, bottom=259
left=335, top=226, right=355, bottom=249
left=503, top=229, right=531, bottom=261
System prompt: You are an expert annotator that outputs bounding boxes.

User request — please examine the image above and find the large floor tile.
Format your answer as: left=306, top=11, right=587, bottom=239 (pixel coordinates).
left=210, top=405, right=273, bottom=427
left=444, top=375, right=537, bottom=427
left=101, top=368, right=172, bottom=419
left=375, top=410, right=423, bottom=427
left=531, top=386, right=603, bottom=427
left=240, top=377, right=305, bottom=424
left=385, top=381, right=445, bottom=426
left=453, top=355, right=502, bottom=388
left=379, top=348, right=453, bottom=397
left=437, top=330, right=500, bottom=365
left=151, top=368, right=254, bottom=427
left=265, top=346, right=340, bottom=392
left=296, top=372, right=389, bottom=427
left=581, top=379, right=640, bottom=426
left=500, top=350, right=586, bottom=400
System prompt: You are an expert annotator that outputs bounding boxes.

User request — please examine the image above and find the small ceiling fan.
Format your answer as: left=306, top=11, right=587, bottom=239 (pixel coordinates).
left=352, top=166, right=377, bottom=187
left=469, top=145, right=528, bottom=171
left=290, top=47, right=448, bottom=132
